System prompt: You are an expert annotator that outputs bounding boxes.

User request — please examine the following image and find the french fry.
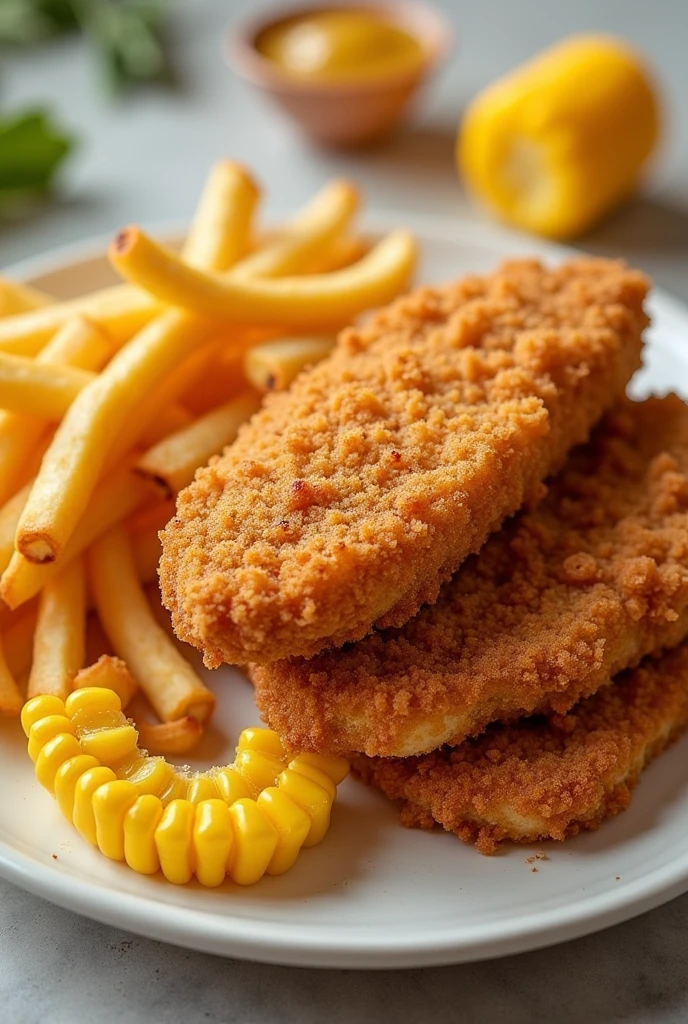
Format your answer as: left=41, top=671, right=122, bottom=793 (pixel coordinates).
left=27, top=558, right=86, bottom=700
left=109, top=227, right=417, bottom=327
left=13, top=312, right=217, bottom=563
left=0, top=284, right=159, bottom=357
left=312, top=234, right=370, bottom=273
left=0, top=317, right=115, bottom=505
left=129, top=497, right=175, bottom=584
left=139, top=403, right=195, bottom=447
left=73, top=654, right=138, bottom=708
left=181, top=161, right=261, bottom=271
left=131, top=524, right=163, bottom=585
left=181, top=325, right=296, bottom=413
left=0, top=635, right=23, bottom=716
left=0, top=425, right=48, bottom=512
left=136, top=715, right=204, bottom=756
left=85, top=614, right=114, bottom=666
left=3, top=603, right=38, bottom=680
left=0, top=278, right=52, bottom=317
left=0, top=482, right=32, bottom=578
left=1, top=461, right=158, bottom=610
left=109, top=343, right=217, bottom=465
left=257, top=233, right=369, bottom=275
left=0, top=352, right=95, bottom=419
left=136, top=390, right=260, bottom=494
left=39, top=315, right=115, bottom=372
left=128, top=497, right=177, bottom=535
left=244, top=336, right=335, bottom=392
left=15, top=161, right=258, bottom=566
left=181, top=345, right=248, bottom=415
left=88, top=526, right=216, bottom=724
left=233, top=179, right=359, bottom=279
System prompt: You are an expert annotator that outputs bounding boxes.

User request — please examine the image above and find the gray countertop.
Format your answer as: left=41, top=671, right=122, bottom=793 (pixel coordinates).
left=1, top=1, right=687, bottom=1020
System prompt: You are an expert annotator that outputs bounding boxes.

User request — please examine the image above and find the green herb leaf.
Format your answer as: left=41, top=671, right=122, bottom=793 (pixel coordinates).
left=0, top=0, right=78, bottom=44
left=0, top=109, right=74, bottom=199
left=0, top=0, right=173, bottom=95
left=75, top=0, right=172, bottom=94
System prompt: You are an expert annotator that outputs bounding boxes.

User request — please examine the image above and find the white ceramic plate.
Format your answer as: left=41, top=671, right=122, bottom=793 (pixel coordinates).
left=1, top=215, right=688, bottom=970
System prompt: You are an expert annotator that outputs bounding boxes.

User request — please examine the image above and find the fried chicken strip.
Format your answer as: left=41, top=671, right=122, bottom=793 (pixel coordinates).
left=161, top=258, right=647, bottom=666
left=352, top=642, right=688, bottom=854
left=253, top=397, right=688, bottom=756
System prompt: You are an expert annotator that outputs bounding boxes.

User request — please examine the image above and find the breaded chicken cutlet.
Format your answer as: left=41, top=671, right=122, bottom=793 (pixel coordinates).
left=161, top=257, right=647, bottom=666
left=253, top=396, right=688, bottom=757
left=352, top=641, right=688, bottom=854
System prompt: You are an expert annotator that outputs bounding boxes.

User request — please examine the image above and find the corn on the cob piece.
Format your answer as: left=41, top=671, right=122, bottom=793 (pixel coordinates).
left=22, top=687, right=348, bottom=887
left=458, top=35, right=660, bottom=238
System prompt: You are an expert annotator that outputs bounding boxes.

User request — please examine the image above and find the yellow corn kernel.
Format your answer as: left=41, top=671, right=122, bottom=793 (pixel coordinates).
left=236, top=727, right=286, bottom=762
left=257, top=787, right=312, bottom=876
left=294, top=750, right=350, bottom=786
left=93, top=780, right=139, bottom=860
left=54, top=754, right=100, bottom=822
left=192, top=799, right=234, bottom=887
left=213, top=766, right=251, bottom=806
left=28, top=715, right=76, bottom=763
left=227, top=798, right=278, bottom=886
left=65, top=686, right=122, bottom=723
left=35, top=733, right=83, bottom=793
left=124, top=795, right=163, bottom=875
left=73, top=766, right=117, bottom=845
left=277, top=768, right=332, bottom=847
left=289, top=759, right=336, bottom=801
left=120, top=756, right=175, bottom=797
left=186, top=776, right=218, bottom=805
left=154, top=799, right=196, bottom=884
left=21, top=695, right=65, bottom=737
left=159, top=774, right=189, bottom=804
left=458, top=35, right=660, bottom=238
left=80, top=724, right=138, bottom=767
left=234, top=749, right=285, bottom=796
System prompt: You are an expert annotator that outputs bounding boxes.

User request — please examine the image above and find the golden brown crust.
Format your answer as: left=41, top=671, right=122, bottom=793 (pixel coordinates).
left=352, top=642, right=688, bottom=854
left=161, top=258, right=647, bottom=666
left=253, top=396, right=688, bottom=756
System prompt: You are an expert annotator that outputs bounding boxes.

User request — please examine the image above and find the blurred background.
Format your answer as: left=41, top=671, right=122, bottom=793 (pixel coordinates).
left=1, top=0, right=687, bottom=297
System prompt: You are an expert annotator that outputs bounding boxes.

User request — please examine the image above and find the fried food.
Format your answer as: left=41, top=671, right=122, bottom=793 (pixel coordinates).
left=352, top=642, right=688, bottom=854
left=253, top=396, right=688, bottom=756
left=161, top=258, right=648, bottom=667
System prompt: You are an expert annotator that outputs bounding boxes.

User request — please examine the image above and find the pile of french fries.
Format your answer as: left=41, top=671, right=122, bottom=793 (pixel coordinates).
left=0, top=161, right=416, bottom=753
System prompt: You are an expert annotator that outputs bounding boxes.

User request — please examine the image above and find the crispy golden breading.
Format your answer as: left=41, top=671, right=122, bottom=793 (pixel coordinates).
left=352, top=642, right=688, bottom=854
left=161, top=258, right=647, bottom=666
left=253, top=397, right=688, bottom=756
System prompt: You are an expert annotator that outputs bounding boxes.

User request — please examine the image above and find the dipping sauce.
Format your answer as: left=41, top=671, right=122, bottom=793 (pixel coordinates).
left=255, top=9, right=425, bottom=83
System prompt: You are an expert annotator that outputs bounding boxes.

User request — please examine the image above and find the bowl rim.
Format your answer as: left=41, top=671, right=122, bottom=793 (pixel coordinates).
left=225, top=0, right=456, bottom=96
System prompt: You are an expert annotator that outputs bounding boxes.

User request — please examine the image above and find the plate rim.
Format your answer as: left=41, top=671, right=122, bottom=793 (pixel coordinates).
left=2, top=212, right=688, bottom=969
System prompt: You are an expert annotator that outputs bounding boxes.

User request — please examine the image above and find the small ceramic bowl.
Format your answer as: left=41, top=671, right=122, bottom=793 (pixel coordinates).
left=226, top=1, right=454, bottom=146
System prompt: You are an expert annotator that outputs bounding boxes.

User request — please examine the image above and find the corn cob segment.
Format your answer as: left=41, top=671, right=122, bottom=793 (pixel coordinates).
left=22, top=688, right=348, bottom=887
left=458, top=35, right=660, bottom=238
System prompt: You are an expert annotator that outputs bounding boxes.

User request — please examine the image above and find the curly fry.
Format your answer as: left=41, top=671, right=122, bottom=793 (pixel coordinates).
left=73, top=654, right=138, bottom=709
left=136, top=717, right=204, bottom=756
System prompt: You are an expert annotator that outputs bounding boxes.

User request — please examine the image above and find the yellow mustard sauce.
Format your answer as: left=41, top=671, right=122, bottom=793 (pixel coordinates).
left=255, top=9, right=425, bottom=83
